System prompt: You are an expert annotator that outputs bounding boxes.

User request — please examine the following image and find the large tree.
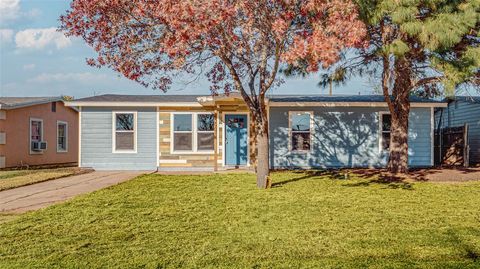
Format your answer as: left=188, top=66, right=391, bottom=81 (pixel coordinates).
left=60, top=0, right=366, bottom=188
left=312, top=0, right=479, bottom=173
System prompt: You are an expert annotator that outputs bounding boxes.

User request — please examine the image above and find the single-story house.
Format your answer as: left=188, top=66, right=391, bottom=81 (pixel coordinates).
left=435, top=96, right=480, bottom=165
left=0, top=97, right=78, bottom=169
left=66, top=94, right=447, bottom=171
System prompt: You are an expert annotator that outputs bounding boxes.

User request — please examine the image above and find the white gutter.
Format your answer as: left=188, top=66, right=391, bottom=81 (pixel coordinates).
left=65, top=101, right=203, bottom=107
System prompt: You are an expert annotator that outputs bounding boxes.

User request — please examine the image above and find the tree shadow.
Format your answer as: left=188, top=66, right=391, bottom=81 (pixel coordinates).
left=445, top=228, right=480, bottom=262
left=271, top=170, right=330, bottom=187
left=342, top=173, right=414, bottom=190
left=271, top=169, right=414, bottom=189
left=270, top=108, right=385, bottom=169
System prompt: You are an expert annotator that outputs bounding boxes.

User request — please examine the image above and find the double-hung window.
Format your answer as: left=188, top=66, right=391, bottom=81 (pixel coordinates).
left=196, top=114, right=215, bottom=151
left=379, top=112, right=391, bottom=151
left=290, top=112, right=312, bottom=152
left=113, top=112, right=136, bottom=153
left=30, top=118, right=43, bottom=153
left=57, top=121, right=68, bottom=152
left=173, top=114, right=193, bottom=151
left=172, top=113, right=215, bottom=153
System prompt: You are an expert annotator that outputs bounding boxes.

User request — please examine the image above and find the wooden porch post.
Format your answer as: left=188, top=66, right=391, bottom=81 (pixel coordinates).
left=214, top=109, right=219, bottom=172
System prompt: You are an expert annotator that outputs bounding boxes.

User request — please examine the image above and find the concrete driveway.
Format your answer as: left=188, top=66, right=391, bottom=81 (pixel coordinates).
left=0, top=171, right=148, bottom=213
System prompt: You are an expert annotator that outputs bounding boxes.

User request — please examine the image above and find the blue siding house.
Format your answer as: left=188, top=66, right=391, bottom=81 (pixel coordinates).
left=435, top=96, right=480, bottom=165
left=67, top=94, right=446, bottom=171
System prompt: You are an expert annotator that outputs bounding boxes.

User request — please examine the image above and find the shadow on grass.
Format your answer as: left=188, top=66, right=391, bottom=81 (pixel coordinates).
left=446, top=229, right=480, bottom=262
left=342, top=177, right=414, bottom=190
left=272, top=169, right=414, bottom=190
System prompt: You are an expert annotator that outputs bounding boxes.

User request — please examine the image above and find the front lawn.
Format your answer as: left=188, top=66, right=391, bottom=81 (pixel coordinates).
left=0, top=167, right=89, bottom=191
left=0, top=172, right=479, bottom=268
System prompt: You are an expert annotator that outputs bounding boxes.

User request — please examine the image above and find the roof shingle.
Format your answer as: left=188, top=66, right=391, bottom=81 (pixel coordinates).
left=72, top=94, right=445, bottom=103
left=0, top=97, right=62, bottom=110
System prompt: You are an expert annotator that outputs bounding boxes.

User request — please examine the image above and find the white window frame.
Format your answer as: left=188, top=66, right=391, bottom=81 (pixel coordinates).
left=29, top=118, right=44, bottom=155
left=170, top=112, right=215, bottom=154
left=379, top=111, right=391, bottom=152
left=288, top=111, right=314, bottom=153
left=112, top=111, right=137, bottom=154
left=56, top=120, right=68, bottom=153
left=196, top=113, right=215, bottom=152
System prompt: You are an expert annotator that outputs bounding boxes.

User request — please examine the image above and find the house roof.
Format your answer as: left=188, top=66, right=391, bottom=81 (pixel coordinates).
left=0, top=97, right=63, bottom=110
left=445, top=96, right=480, bottom=104
left=66, top=93, right=447, bottom=107
left=73, top=94, right=204, bottom=103
left=268, top=94, right=444, bottom=103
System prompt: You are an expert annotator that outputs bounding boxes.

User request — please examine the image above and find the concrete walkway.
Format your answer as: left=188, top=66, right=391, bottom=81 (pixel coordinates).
left=0, top=171, right=148, bottom=213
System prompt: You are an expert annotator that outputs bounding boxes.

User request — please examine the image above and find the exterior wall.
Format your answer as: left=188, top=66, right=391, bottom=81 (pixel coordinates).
left=269, top=106, right=433, bottom=169
left=157, top=107, right=253, bottom=170
left=435, top=100, right=480, bottom=164
left=0, top=102, right=78, bottom=168
left=80, top=107, right=157, bottom=170
left=158, top=110, right=222, bottom=170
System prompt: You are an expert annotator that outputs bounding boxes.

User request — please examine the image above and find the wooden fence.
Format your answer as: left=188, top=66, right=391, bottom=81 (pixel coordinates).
left=434, top=123, right=469, bottom=167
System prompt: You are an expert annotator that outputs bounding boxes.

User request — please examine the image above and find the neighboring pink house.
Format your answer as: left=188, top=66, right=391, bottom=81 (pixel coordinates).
left=0, top=97, right=78, bottom=168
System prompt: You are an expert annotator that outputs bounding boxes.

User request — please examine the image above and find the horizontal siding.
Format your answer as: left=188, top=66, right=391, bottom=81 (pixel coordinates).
left=270, top=107, right=432, bottom=169
left=435, top=101, right=480, bottom=164
left=81, top=107, right=157, bottom=170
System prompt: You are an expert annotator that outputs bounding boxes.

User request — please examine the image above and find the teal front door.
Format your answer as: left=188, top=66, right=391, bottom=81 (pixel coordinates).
left=225, top=114, right=248, bottom=166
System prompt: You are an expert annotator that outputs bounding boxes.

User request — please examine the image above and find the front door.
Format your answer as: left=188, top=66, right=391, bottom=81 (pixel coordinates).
left=225, top=114, right=248, bottom=166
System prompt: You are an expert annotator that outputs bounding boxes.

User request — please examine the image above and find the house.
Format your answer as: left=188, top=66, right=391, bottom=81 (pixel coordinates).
left=0, top=97, right=78, bottom=169
left=66, top=94, right=447, bottom=171
left=435, top=96, right=480, bottom=166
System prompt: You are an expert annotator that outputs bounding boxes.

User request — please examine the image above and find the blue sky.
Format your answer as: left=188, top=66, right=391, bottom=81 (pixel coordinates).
left=0, top=0, right=388, bottom=98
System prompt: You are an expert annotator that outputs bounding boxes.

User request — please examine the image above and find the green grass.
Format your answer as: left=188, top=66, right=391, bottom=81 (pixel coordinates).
left=0, top=168, right=87, bottom=191
left=0, top=172, right=479, bottom=268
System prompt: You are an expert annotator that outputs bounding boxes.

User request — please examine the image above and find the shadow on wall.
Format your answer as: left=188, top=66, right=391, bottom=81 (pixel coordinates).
left=272, top=110, right=386, bottom=168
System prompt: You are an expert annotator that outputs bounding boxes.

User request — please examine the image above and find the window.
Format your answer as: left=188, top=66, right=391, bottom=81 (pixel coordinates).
left=51, top=102, right=57, bottom=112
left=380, top=112, right=391, bottom=151
left=113, top=112, right=136, bottom=152
left=173, top=114, right=193, bottom=151
left=172, top=113, right=215, bottom=153
left=30, top=118, right=43, bottom=153
left=290, top=112, right=312, bottom=152
left=57, top=121, right=68, bottom=152
left=197, top=114, right=214, bottom=151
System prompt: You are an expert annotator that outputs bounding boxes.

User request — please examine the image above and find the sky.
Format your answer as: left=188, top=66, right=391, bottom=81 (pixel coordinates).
left=0, top=0, right=413, bottom=98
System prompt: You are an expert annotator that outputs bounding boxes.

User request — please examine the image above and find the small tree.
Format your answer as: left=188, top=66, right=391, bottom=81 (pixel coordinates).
left=61, top=0, right=366, bottom=188
left=313, top=0, right=479, bottom=173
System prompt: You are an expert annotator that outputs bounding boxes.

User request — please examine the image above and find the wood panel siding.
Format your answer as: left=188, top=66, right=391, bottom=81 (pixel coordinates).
left=158, top=108, right=253, bottom=170
left=158, top=112, right=222, bottom=169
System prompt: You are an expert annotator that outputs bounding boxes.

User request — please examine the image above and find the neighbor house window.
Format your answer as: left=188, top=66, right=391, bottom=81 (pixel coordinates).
left=380, top=112, right=391, bottom=151
left=30, top=118, right=43, bottom=153
left=113, top=112, right=136, bottom=152
left=172, top=113, right=215, bottom=153
left=290, top=112, right=312, bottom=152
left=51, top=102, right=57, bottom=112
left=57, top=121, right=68, bottom=152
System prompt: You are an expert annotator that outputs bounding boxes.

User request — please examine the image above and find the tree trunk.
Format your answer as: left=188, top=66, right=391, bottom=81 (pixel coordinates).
left=256, top=128, right=270, bottom=188
left=387, top=59, right=412, bottom=174
left=387, top=100, right=410, bottom=174
left=254, top=111, right=270, bottom=189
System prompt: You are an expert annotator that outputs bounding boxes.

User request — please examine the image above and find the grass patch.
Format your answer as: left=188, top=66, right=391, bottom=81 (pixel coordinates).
left=0, top=168, right=90, bottom=191
left=0, top=213, right=20, bottom=224
left=0, top=171, right=479, bottom=268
